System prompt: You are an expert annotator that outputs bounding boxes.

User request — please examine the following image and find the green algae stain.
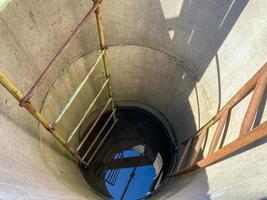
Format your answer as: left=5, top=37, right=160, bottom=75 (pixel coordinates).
left=0, top=0, right=12, bottom=13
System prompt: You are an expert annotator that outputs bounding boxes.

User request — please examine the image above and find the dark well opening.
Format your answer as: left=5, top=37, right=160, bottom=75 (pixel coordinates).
left=79, top=107, right=177, bottom=199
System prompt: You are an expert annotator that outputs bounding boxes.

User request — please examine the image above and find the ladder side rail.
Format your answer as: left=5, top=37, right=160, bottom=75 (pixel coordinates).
left=170, top=63, right=267, bottom=177
left=190, top=128, right=208, bottom=166
left=20, top=0, right=101, bottom=106
left=240, top=69, right=267, bottom=135
left=208, top=110, right=229, bottom=154
left=0, top=70, right=85, bottom=164
left=173, top=138, right=193, bottom=175
left=170, top=121, right=267, bottom=177
left=94, top=3, right=116, bottom=120
left=183, top=64, right=266, bottom=144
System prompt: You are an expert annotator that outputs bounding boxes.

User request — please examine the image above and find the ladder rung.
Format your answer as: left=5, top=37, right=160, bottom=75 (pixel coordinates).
left=240, top=72, right=267, bottom=135
left=85, top=118, right=118, bottom=167
left=182, top=64, right=267, bottom=145
left=208, top=111, right=229, bottom=154
left=170, top=121, right=267, bottom=177
left=67, top=78, right=110, bottom=143
left=175, top=137, right=193, bottom=173
left=53, top=50, right=106, bottom=126
left=199, top=121, right=267, bottom=170
left=77, top=97, right=112, bottom=152
left=190, top=128, right=207, bottom=166
left=81, top=108, right=116, bottom=161
left=185, top=121, right=267, bottom=175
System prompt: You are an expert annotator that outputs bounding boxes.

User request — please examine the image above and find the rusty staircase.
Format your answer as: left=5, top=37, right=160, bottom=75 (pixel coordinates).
left=169, top=63, right=267, bottom=177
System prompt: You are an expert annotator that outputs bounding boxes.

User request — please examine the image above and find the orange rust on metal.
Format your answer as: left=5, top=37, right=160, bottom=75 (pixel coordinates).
left=169, top=164, right=199, bottom=177
left=240, top=69, right=267, bottom=135
left=20, top=0, right=101, bottom=106
left=175, top=138, right=193, bottom=174
left=183, top=63, right=267, bottom=144
left=170, top=121, right=267, bottom=177
left=208, top=110, right=229, bottom=154
left=170, top=63, right=267, bottom=177
left=190, top=128, right=207, bottom=166
left=197, top=121, right=267, bottom=168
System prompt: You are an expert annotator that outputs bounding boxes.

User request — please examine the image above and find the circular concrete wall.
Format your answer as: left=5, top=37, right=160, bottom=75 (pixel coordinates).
left=0, top=0, right=267, bottom=199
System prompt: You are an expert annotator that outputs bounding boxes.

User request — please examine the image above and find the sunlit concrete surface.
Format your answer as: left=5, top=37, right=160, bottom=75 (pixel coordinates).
left=0, top=0, right=266, bottom=199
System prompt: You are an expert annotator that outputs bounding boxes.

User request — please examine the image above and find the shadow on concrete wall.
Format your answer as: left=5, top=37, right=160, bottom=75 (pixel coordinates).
left=153, top=0, right=249, bottom=198
left=218, top=89, right=267, bottom=163
left=0, top=0, right=251, bottom=199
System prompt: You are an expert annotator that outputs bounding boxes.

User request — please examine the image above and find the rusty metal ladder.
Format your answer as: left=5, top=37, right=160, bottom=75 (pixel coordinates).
left=0, top=0, right=117, bottom=167
left=169, top=63, right=267, bottom=177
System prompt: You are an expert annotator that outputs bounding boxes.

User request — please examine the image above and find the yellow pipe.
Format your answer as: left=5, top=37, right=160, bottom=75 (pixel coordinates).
left=95, top=4, right=117, bottom=120
left=0, top=70, right=85, bottom=165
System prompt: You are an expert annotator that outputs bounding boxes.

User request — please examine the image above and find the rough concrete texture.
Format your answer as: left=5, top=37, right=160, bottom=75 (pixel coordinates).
left=0, top=0, right=266, bottom=199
